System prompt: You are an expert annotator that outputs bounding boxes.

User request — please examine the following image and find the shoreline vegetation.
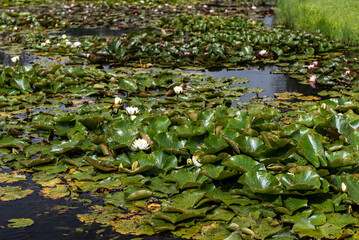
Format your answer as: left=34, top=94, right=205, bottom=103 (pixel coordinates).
left=276, top=0, right=359, bottom=46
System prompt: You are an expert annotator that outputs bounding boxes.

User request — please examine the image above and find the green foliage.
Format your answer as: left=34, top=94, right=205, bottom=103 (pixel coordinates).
left=277, top=0, right=359, bottom=45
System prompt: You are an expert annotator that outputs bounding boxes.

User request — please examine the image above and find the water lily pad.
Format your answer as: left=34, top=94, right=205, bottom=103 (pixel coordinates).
left=223, top=155, right=265, bottom=173
left=238, top=171, right=281, bottom=194
left=0, top=186, right=33, bottom=201
left=200, top=164, right=238, bottom=180
left=299, top=133, right=327, bottom=168
left=40, top=185, right=69, bottom=199
left=7, top=218, right=34, bottom=228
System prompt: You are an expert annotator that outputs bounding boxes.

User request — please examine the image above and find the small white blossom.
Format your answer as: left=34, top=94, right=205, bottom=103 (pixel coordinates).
left=61, top=34, right=67, bottom=39
left=126, top=106, right=139, bottom=115
left=41, top=42, right=47, bottom=47
left=114, top=97, right=122, bottom=105
left=130, top=115, right=137, bottom=121
left=341, top=182, right=347, bottom=192
left=174, top=86, right=183, bottom=94
left=11, top=56, right=20, bottom=63
left=45, top=39, right=51, bottom=44
left=72, top=41, right=81, bottom=48
left=132, top=138, right=150, bottom=150
left=66, top=41, right=72, bottom=46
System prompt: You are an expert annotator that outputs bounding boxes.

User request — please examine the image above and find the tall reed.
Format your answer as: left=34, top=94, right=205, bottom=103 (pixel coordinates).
left=276, top=0, right=359, bottom=45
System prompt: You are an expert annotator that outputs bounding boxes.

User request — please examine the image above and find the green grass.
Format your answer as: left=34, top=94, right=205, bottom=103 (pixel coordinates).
left=276, top=0, right=359, bottom=45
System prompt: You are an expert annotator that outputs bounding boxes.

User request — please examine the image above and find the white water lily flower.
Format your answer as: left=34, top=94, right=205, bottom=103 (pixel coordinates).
left=174, top=86, right=183, bottom=94
left=126, top=106, right=139, bottom=115
left=132, top=138, right=150, bottom=150
left=130, top=115, right=137, bottom=121
left=72, top=41, right=81, bottom=48
left=341, top=182, right=347, bottom=192
left=187, top=154, right=202, bottom=167
left=61, top=34, right=67, bottom=39
left=41, top=42, right=47, bottom=47
left=114, top=97, right=122, bottom=105
left=11, top=56, right=20, bottom=63
left=66, top=41, right=72, bottom=46
left=45, top=39, right=51, bottom=44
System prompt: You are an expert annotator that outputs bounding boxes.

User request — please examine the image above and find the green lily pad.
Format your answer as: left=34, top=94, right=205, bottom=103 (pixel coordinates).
left=239, top=171, right=281, bottom=194
left=299, top=133, right=327, bottom=168
left=223, top=155, right=265, bottom=173
left=200, top=164, right=238, bottom=180
left=7, top=218, right=34, bottom=228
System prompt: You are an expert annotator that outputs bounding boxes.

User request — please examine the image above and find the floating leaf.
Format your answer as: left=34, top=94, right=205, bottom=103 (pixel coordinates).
left=7, top=218, right=34, bottom=228
left=223, top=155, right=265, bottom=173
left=239, top=171, right=281, bottom=194
left=0, top=186, right=33, bottom=201
left=300, top=133, right=327, bottom=168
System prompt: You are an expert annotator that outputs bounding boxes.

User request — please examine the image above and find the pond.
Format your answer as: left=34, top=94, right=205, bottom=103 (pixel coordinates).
left=1, top=1, right=359, bottom=240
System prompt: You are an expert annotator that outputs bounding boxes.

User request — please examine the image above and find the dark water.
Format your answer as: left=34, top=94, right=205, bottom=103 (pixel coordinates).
left=0, top=168, right=181, bottom=240
left=190, top=65, right=325, bottom=105
left=0, top=51, right=37, bottom=67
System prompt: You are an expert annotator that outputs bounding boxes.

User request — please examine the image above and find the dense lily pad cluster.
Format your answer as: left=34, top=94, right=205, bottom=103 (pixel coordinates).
left=1, top=63, right=359, bottom=238
left=98, top=14, right=342, bottom=68
left=1, top=0, right=359, bottom=239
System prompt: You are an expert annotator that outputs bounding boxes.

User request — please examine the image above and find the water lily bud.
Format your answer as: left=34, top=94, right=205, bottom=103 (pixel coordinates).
left=61, top=34, right=67, bottom=39
left=174, top=86, right=183, bottom=94
left=320, top=103, right=328, bottom=110
left=131, top=161, right=139, bottom=171
left=259, top=50, right=267, bottom=56
left=130, top=115, right=137, bottom=121
left=341, top=182, right=347, bottom=192
left=307, top=64, right=315, bottom=69
left=191, top=155, right=202, bottom=167
left=11, top=56, right=20, bottom=63
left=126, top=106, right=139, bottom=115
left=45, top=39, right=51, bottom=44
left=132, top=138, right=150, bottom=150
left=114, top=97, right=122, bottom=105
left=41, top=42, right=47, bottom=47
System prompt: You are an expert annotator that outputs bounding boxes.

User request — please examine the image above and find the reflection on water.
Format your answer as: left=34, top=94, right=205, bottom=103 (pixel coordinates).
left=192, top=65, right=325, bottom=104
left=262, top=15, right=273, bottom=28
left=0, top=51, right=37, bottom=67
left=0, top=168, right=181, bottom=240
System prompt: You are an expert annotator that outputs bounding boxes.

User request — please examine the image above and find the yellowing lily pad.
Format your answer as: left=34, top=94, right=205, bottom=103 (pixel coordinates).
left=7, top=218, right=34, bottom=228
left=0, top=186, right=33, bottom=201
left=0, top=172, right=26, bottom=183
left=40, top=185, right=69, bottom=199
